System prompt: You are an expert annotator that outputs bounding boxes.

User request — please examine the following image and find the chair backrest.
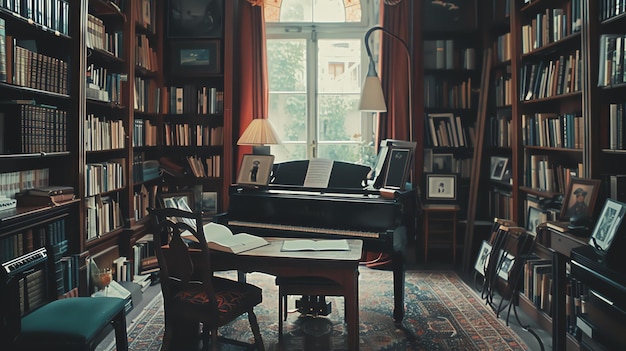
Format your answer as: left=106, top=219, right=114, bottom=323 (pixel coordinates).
left=148, top=207, right=217, bottom=310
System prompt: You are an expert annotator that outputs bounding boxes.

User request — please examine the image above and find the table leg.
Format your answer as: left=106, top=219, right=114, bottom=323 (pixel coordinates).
left=392, top=251, right=405, bottom=323
left=344, top=269, right=359, bottom=351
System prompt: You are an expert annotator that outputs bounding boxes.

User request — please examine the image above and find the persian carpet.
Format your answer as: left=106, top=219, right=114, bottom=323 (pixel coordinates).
left=108, top=269, right=528, bottom=351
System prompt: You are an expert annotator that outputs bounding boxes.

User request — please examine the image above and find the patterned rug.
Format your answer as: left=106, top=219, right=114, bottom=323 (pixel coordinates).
left=109, top=269, right=528, bottom=351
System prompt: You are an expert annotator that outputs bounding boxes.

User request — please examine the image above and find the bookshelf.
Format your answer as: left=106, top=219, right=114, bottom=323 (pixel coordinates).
left=420, top=3, right=481, bottom=226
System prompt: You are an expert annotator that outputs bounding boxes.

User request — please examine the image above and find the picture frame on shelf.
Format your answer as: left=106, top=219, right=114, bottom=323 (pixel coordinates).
left=589, top=198, right=626, bottom=253
left=432, top=153, right=454, bottom=173
left=526, top=206, right=546, bottom=235
left=489, top=156, right=508, bottom=181
left=426, top=174, right=457, bottom=200
left=559, top=177, right=601, bottom=221
left=159, top=191, right=195, bottom=212
left=167, top=0, right=224, bottom=38
left=236, top=154, right=275, bottom=187
left=201, top=191, right=218, bottom=215
left=169, top=40, right=221, bottom=76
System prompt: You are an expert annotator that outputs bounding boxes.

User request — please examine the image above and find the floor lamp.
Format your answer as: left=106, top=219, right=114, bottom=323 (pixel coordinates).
left=358, top=26, right=413, bottom=144
left=237, top=118, right=281, bottom=155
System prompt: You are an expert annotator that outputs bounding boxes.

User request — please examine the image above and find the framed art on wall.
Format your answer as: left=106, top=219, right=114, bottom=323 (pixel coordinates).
left=426, top=174, right=457, bottom=200
left=167, top=0, right=224, bottom=38
left=169, top=40, right=221, bottom=75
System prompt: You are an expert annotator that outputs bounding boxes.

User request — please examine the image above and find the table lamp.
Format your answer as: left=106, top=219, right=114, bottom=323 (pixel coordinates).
left=237, top=118, right=281, bottom=155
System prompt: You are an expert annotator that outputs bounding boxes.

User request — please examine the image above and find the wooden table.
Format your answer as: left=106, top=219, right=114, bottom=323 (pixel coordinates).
left=210, top=238, right=364, bottom=351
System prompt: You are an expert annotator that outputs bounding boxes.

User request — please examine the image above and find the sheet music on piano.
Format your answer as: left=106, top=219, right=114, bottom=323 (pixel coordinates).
left=303, top=158, right=334, bottom=188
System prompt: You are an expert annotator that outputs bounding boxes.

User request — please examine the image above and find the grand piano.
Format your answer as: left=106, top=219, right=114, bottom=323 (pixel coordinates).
left=219, top=160, right=417, bottom=323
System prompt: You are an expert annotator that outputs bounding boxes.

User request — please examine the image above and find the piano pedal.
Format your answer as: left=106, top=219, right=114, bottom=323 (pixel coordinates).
left=295, top=295, right=332, bottom=316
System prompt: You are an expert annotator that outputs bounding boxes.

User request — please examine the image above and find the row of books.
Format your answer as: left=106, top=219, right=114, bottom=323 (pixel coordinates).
left=0, top=102, right=67, bottom=154
left=86, top=13, right=123, bottom=58
left=133, top=184, right=156, bottom=221
left=163, top=123, right=224, bottom=147
left=85, top=160, right=125, bottom=196
left=86, top=64, right=124, bottom=104
left=18, top=269, right=46, bottom=315
left=520, top=1, right=582, bottom=54
left=519, top=50, right=582, bottom=101
left=186, top=154, right=222, bottom=178
left=0, top=216, right=66, bottom=264
left=134, top=76, right=159, bottom=113
left=608, top=102, right=626, bottom=150
left=164, top=85, right=224, bottom=115
left=135, top=33, right=157, bottom=71
left=7, top=39, right=69, bottom=94
left=424, top=112, right=476, bottom=148
left=487, top=112, right=512, bottom=148
left=423, top=39, right=476, bottom=70
left=424, top=75, right=474, bottom=109
left=598, top=34, right=626, bottom=87
left=0, top=168, right=49, bottom=199
left=521, top=112, right=583, bottom=149
left=84, top=113, right=126, bottom=151
left=599, top=0, right=626, bottom=21
left=488, top=188, right=514, bottom=220
left=493, top=73, right=513, bottom=107
left=132, top=118, right=157, bottom=147
left=526, top=154, right=582, bottom=193
left=522, top=257, right=553, bottom=315
left=85, top=194, right=123, bottom=240
left=1, top=0, right=70, bottom=36
left=0, top=18, right=6, bottom=82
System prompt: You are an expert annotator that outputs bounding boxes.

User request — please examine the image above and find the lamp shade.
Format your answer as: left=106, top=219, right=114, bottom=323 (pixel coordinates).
left=237, top=118, right=281, bottom=146
left=358, top=75, right=387, bottom=112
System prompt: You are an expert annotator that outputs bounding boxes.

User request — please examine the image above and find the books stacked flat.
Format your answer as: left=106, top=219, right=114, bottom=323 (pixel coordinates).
left=17, top=186, right=75, bottom=207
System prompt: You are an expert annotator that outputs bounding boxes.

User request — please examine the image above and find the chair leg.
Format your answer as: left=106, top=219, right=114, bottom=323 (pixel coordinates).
left=210, top=329, right=218, bottom=351
left=278, top=291, right=284, bottom=342
left=111, top=309, right=129, bottom=351
left=247, top=310, right=264, bottom=351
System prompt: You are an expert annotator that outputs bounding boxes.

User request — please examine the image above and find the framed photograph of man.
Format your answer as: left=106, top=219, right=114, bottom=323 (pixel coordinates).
left=590, top=199, right=626, bottom=252
left=490, top=156, right=508, bottom=181
left=236, top=154, right=275, bottom=187
left=559, top=178, right=601, bottom=221
left=426, top=174, right=457, bottom=200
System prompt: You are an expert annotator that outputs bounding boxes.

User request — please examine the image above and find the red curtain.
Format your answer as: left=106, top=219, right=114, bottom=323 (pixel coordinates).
left=236, top=1, right=269, bottom=168
left=378, top=1, right=412, bottom=143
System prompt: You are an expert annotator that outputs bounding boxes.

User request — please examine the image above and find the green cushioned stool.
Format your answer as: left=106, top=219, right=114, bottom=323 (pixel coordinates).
left=15, top=297, right=128, bottom=351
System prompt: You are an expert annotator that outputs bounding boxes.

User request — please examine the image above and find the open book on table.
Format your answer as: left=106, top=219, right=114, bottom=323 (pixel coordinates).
left=280, top=239, right=350, bottom=252
left=182, top=222, right=269, bottom=254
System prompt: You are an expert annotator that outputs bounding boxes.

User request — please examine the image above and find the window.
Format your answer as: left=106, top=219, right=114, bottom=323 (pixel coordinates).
left=265, top=0, right=380, bottom=167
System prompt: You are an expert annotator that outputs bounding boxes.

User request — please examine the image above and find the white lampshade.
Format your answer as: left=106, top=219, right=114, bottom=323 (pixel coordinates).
left=237, top=118, right=281, bottom=146
left=358, top=75, right=387, bottom=112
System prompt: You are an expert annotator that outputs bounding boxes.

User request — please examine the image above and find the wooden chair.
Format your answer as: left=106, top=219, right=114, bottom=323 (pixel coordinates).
left=149, top=207, right=264, bottom=351
left=0, top=257, right=128, bottom=351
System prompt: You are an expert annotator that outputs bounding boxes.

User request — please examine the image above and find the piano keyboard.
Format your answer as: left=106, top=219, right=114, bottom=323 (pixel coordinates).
left=2, top=247, right=48, bottom=275
left=228, top=220, right=380, bottom=239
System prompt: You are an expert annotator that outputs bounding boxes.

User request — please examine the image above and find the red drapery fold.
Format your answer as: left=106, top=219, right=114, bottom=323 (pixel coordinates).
left=236, top=1, right=269, bottom=168
left=378, top=1, right=412, bottom=143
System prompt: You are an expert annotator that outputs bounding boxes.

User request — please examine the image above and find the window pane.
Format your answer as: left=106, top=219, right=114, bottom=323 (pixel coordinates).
left=317, top=94, right=360, bottom=142
left=269, top=93, right=307, bottom=142
left=271, top=143, right=307, bottom=163
left=267, top=40, right=306, bottom=92
left=318, top=39, right=361, bottom=93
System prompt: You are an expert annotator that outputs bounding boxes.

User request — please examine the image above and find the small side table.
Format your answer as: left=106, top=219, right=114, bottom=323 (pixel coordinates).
left=422, top=204, right=460, bottom=264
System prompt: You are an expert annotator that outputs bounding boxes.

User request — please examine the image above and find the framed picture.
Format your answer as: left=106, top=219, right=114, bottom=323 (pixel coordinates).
left=237, top=154, right=275, bottom=187
left=201, top=191, right=218, bottom=214
left=559, top=177, right=601, bottom=221
left=426, top=174, right=457, bottom=200
left=432, top=153, right=454, bottom=173
left=169, top=40, right=221, bottom=75
left=526, top=206, right=546, bottom=234
left=383, top=147, right=413, bottom=190
left=490, top=156, right=509, bottom=181
left=496, top=249, right=515, bottom=280
left=159, top=191, right=195, bottom=212
left=589, top=198, right=626, bottom=252
left=422, top=0, right=477, bottom=31
left=167, top=0, right=224, bottom=38
left=474, top=240, right=492, bottom=275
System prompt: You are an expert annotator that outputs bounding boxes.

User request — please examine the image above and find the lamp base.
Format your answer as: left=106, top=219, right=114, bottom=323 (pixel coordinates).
left=252, top=145, right=271, bottom=155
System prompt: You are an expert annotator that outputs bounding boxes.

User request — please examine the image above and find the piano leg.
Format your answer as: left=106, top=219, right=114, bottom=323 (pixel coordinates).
left=392, top=250, right=405, bottom=323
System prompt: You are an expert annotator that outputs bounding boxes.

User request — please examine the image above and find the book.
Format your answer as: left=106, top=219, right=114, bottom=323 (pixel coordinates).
left=183, top=222, right=269, bottom=254
left=16, top=192, right=75, bottom=206
left=546, top=221, right=570, bottom=233
left=28, top=185, right=74, bottom=196
left=281, top=239, right=350, bottom=252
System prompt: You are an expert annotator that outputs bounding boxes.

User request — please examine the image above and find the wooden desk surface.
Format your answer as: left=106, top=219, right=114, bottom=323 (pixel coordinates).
left=237, top=238, right=363, bottom=261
